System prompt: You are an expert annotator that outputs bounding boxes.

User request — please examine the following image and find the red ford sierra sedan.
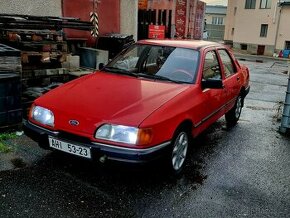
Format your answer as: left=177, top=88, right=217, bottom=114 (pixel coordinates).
left=24, top=40, right=250, bottom=175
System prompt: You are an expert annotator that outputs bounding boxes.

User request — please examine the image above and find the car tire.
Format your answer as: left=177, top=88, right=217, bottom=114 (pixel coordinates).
left=225, top=95, right=243, bottom=127
left=168, top=128, right=190, bottom=176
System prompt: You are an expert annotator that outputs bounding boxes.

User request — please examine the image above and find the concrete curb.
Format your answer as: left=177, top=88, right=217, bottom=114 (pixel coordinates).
left=234, top=52, right=290, bottom=63
left=237, top=57, right=264, bottom=63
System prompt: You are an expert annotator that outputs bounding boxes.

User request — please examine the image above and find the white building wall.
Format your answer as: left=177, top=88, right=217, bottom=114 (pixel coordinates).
left=0, top=0, right=62, bottom=17
left=276, top=7, right=290, bottom=50
left=224, top=0, right=290, bottom=54
left=233, top=0, right=278, bottom=46
left=224, top=0, right=236, bottom=42
left=120, top=0, right=138, bottom=41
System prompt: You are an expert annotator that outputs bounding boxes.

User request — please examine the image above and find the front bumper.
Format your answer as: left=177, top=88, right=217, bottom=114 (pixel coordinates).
left=23, top=120, right=171, bottom=164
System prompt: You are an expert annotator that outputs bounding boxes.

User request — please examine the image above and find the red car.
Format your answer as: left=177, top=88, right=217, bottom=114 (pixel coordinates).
left=24, top=40, right=250, bottom=175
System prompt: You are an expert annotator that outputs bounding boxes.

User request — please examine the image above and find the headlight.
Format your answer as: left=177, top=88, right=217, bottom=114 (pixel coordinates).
left=30, top=105, right=54, bottom=127
left=95, top=124, right=152, bottom=145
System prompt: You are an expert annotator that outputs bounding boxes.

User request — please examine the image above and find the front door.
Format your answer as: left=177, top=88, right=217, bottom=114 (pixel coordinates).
left=257, top=45, right=265, bottom=55
left=200, top=50, right=228, bottom=128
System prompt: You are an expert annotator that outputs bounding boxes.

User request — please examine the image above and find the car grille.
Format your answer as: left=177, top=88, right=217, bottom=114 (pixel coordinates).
left=57, top=131, right=91, bottom=144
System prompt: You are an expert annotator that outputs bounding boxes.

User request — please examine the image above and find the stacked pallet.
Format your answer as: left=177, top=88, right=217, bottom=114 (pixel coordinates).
left=0, top=74, right=22, bottom=129
left=0, top=44, right=21, bottom=74
left=0, top=14, right=93, bottom=120
left=0, top=14, right=93, bottom=31
left=0, top=44, right=22, bottom=128
left=0, top=14, right=93, bottom=81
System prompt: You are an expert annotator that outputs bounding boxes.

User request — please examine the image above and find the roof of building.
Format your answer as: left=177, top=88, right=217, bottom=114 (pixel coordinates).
left=205, top=5, right=227, bottom=15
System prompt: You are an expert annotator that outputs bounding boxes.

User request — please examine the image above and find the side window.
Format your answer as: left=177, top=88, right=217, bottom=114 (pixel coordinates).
left=218, top=49, right=236, bottom=78
left=203, top=51, right=222, bottom=80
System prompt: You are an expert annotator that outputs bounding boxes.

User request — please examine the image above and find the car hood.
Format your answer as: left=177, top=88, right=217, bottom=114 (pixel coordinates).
left=35, top=72, right=190, bottom=135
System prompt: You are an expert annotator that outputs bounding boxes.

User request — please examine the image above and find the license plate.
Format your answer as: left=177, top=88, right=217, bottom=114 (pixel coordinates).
left=48, top=137, right=91, bottom=159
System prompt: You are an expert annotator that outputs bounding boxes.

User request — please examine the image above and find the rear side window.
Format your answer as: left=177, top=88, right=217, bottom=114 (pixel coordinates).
left=203, top=51, right=222, bottom=80
left=218, top=49, right=236, bottom=78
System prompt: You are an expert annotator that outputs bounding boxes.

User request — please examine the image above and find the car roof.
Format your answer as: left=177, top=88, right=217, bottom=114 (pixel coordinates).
left=137, top=39, right=222, bottom=50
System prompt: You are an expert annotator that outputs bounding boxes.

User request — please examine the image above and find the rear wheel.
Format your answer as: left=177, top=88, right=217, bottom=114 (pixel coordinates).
left=169, top=129, right=190, bottom=175
left=225, top=95, right=243, bottom=127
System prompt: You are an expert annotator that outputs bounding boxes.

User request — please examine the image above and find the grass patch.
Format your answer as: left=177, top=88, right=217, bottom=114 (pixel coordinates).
left=0, top=132, right=16, bottom=153
left=0, top=132, right=17, bottom=141
left=0, top=141, right=12, bottom=153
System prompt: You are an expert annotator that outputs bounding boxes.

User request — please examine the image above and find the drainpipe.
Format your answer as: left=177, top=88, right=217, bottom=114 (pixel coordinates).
left=274, top=3, right=282, bottom=52
left=273, top=1, right=277, bottom=24
left=279, top=61, right=290, bottom=134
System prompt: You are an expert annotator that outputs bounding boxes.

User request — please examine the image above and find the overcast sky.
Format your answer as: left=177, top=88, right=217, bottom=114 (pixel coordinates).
left=203, top=0, right=227, bottom=6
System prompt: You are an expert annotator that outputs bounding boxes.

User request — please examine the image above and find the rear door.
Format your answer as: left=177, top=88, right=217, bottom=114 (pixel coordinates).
left=217, top=49, right=241, bottom=111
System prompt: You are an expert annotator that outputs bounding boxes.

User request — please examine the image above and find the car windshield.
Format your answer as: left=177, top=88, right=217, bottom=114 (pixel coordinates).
left=104, top=44, right=199, bottom=84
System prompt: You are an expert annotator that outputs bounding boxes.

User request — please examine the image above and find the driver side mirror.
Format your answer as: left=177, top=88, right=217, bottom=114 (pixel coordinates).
left=202, top=79, right=224, bottom=89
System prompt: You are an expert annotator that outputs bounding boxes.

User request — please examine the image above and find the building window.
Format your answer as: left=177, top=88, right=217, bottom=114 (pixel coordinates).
left=234, top=7, right=237, bottom=15
left=231, top=28, right=235, bottom=35
left=241, top=44, right=248, bottom=50
left=212, top=17, right=224, bottom=25
left=245, top=0, right=256, bottom=9
left=260, top=0, right=271, bottom=9
left=285, top=41, right=290, bottom=50
left=260, top=24, right=268, bottom=37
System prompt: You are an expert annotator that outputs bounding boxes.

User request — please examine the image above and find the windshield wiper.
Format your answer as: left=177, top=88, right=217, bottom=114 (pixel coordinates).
left=103, top=67, right=138, bottom=77
left=138, top=73, right=185, bottom=84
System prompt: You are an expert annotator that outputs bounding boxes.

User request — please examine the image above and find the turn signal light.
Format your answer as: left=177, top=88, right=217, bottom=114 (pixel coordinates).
left=137, top=128, right=153, bottom=145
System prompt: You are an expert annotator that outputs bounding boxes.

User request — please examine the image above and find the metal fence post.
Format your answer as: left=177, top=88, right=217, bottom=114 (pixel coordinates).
left=279, top=61, right=290, bottom=133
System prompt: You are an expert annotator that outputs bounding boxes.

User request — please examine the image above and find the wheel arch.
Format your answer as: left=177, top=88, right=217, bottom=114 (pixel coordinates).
left=172, top=119, right=193, bottom=140
left=240, top=86, right=246, bottom=107
left=168, top=119, right=193, bottom=175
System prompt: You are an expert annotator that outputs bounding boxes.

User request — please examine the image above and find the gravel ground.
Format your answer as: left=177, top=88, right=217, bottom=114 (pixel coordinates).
left=0, top=134, right=49, bottom=171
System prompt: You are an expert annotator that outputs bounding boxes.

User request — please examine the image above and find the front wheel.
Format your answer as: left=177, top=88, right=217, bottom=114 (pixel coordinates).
left=169, top=129, right=190, bottom=175
left=225, top=95, right=243, bottom=127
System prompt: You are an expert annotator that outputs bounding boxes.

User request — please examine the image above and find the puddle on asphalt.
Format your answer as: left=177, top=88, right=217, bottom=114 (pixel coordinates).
left=10, top=157, right=27, bottom=168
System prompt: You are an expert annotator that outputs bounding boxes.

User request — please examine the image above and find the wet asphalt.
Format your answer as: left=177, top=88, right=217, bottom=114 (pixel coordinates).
left=1, top=59, right=290, bottom=217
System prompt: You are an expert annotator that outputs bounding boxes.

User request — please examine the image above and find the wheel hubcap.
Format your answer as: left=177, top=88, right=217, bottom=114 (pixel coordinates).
left=172, top=132, right=188, bottom=171
left=235, top=97, right=242, bottom=119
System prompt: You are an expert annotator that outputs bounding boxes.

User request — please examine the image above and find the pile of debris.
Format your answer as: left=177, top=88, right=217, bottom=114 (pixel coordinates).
left=0, top=13, right=93, bottom=31
left=0, top=14, right=94, bottom=122
left=0, top=43, right=21, bottom=74
left=0, top=43, right=22, bottom=129
left=0, top=14, right=93, bottom=69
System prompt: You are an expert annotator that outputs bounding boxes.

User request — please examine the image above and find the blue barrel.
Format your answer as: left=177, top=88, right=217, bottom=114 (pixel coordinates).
left=283, top=50, right=290, bottom=58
